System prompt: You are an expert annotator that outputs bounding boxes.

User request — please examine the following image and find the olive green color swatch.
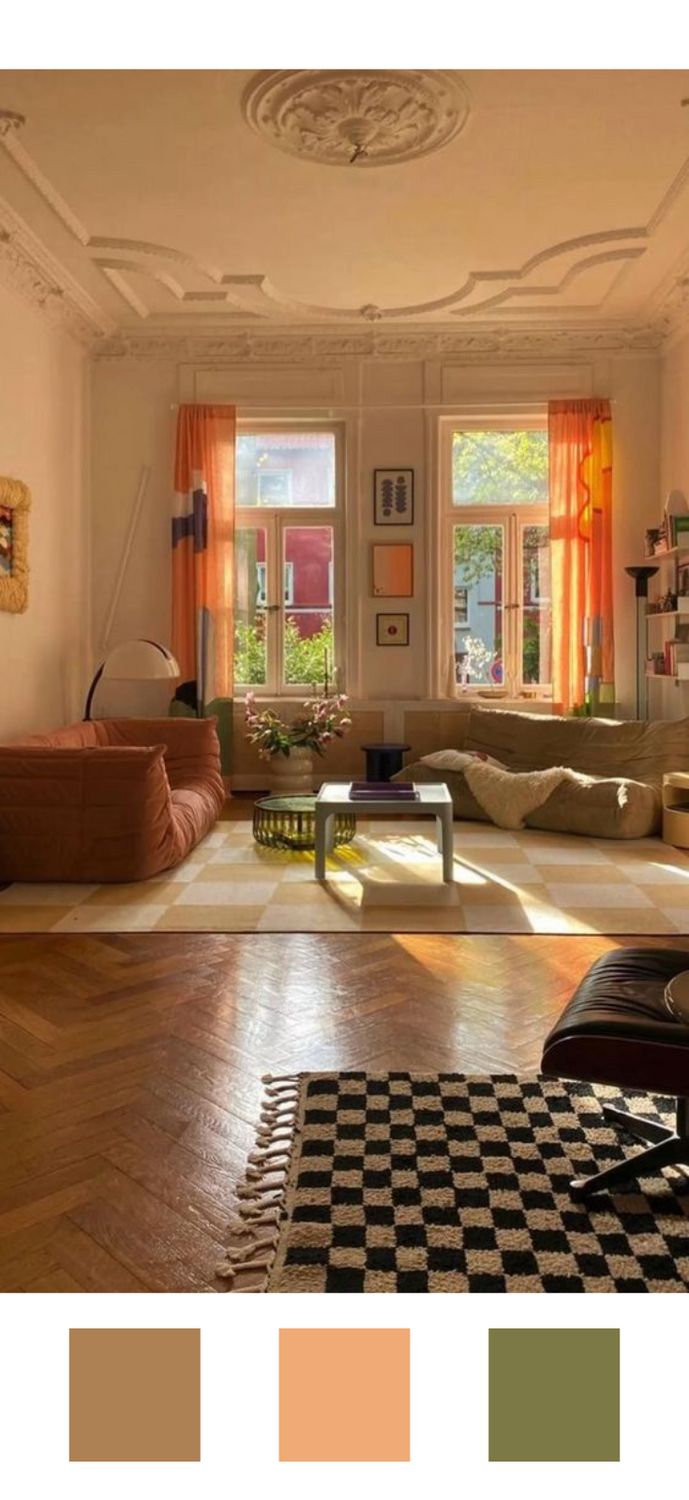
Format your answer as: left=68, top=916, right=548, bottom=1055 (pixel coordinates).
left=489, top=1328, right=620, bottom=1462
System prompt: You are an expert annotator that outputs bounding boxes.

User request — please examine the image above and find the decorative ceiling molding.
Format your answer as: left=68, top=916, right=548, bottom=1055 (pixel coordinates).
left=241, top=70, right=470, bottom=168
left=0, top=108, right=90, bottom=244
left=657, top=277, right=689, bottom=344
left=642, top=239, right=689, bottom=344
left=51, top=231, right=651, bottom=328
left=92, top=324, right=665, bottom=363
left=1, top=98, right=688, bottom=340
left=0, top=197, right=113, bottom=346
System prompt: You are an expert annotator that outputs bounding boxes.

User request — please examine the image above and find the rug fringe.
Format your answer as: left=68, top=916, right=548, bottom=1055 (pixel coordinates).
left=217, top=1073, right=303, bottom=1290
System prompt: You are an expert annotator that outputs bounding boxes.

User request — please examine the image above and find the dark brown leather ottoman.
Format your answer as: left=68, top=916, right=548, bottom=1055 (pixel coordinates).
left=541, top=947, right=689, bottom=1199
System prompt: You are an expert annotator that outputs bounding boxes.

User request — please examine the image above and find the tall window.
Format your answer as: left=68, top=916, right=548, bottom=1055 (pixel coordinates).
left=443, top=425, right=551, bottom=695
left=234, top=427, right=341, bottom=693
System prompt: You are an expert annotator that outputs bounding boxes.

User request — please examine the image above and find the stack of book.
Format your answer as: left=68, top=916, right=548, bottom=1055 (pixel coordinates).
left=349, top=781, right=419, bottom=801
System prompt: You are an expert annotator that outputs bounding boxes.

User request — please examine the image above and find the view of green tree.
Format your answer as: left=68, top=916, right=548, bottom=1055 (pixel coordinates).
left=453, top=523, right=502, bottom=589
left=452, top=429, right=549, bottom=507
left=283, top=617, right=334, bottom=685
left=234, top=616, right=335, bottom=687
left=234, top=618, right=267, bottom=684
left=523, top=615, right=540, bottom=682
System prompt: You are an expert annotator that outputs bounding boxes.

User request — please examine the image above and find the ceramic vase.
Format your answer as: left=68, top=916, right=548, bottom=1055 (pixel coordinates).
left=270, top=745, right=314, bottom=795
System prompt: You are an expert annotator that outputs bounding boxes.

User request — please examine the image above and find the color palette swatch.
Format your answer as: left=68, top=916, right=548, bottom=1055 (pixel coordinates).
left=65, top=1322, right=622, bottom=1468
left=488, top=1328, right=620, bottom=1462
left=69, top=1329, right=201, bottom=1462
left=279, top=1328, right=411, bottom=1462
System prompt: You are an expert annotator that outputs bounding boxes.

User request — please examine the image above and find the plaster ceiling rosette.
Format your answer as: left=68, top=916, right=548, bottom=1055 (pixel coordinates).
left=241, top=69, right=470, bottom=167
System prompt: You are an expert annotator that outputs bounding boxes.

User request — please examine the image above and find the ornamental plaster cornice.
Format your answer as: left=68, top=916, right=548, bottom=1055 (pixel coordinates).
left=0, top=197, right=113, bottom=346
left=92, top=324, right=666, bottom=363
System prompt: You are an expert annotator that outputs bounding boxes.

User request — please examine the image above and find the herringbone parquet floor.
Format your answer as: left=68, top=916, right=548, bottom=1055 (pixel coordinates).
left=1, top=931, right=687, bottom=1292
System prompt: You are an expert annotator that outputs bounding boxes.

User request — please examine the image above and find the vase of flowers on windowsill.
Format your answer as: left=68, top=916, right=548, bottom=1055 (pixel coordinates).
left=244, top=684, right=352, bottom=795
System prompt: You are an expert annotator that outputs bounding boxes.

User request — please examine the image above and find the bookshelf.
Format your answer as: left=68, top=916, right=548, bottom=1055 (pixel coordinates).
left=643, top=511, right=689, bottom=684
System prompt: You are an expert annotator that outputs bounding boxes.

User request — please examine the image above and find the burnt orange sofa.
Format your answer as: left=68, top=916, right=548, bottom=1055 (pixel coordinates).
left=0, top=717, right=225, bottom=883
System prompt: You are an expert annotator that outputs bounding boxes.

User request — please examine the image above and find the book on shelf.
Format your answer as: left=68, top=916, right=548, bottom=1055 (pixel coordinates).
left=664, top=640, right=689, bottom=676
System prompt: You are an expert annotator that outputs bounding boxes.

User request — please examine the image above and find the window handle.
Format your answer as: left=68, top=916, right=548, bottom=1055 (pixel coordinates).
left=264, top=603, right=281, bottom=612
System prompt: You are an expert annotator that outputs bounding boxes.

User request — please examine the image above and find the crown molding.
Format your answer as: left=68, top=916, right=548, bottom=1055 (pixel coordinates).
left=643, top=242, right=689, bottom=348
left=0, top=197, right=113, bottom=347
left=92, top=323, right=666, bottom=363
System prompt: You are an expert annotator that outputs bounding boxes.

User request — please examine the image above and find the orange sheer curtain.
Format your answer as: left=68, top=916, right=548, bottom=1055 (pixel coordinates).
left=171, top=404, right=235, bottom=770
left=549, top=399, right=614, bottom=714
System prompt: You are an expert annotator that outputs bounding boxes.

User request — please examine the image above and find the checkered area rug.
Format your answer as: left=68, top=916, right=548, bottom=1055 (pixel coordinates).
left=3, top=821, right=689, bottom=933
left=220, top=1073, right=689, bottom=1293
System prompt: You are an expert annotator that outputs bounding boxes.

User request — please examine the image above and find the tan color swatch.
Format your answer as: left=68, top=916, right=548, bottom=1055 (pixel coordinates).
left=279, top=1328, right=410, bottom=1462
left=70, top=1328, right=201, bottom=1462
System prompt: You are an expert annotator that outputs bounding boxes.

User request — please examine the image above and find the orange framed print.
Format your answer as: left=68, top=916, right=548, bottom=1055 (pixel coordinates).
left=372, top=543, right=413, bottom=598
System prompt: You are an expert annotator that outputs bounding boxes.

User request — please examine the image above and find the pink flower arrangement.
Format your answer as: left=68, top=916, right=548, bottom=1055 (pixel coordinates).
left=245, top=691, right=352, bottom=759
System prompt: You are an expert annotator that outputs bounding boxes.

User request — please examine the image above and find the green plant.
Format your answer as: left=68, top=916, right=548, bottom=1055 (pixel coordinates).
left=234, top=619, right=267, bottom=684
left=283, top=617, right=334, bottom=685
left=234, top=617, right=335, bottom=687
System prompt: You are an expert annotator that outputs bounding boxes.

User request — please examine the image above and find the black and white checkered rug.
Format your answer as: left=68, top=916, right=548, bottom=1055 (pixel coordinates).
left=221, top=1072, right=689, bottom=1293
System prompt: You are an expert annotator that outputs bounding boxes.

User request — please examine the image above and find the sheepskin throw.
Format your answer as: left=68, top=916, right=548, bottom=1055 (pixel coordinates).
left=463, top=761, right=585, bottom=830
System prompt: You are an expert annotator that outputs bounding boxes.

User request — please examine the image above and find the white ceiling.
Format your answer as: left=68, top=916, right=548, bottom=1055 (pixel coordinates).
left=1, top=68, right=689, bottom=344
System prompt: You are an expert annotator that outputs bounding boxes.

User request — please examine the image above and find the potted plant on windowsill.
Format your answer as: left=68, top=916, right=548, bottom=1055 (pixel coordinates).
left=244, top=685, right=352, bottom=794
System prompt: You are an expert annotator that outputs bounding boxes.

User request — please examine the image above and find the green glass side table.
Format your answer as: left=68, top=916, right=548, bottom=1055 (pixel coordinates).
left=253, top=795, right=356, bottom=852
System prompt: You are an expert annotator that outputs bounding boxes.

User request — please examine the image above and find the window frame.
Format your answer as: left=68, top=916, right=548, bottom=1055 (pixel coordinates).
left=439, top=415, right=552, bottom=699
left=234, top=420, right=344, bottom=697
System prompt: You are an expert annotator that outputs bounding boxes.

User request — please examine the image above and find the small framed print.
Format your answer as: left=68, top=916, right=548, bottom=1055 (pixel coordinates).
left=374, top=469, right=414, bottom=525
left=377, top=612, right=409, bottom=647
left=372, top=542, right=413, bottom=597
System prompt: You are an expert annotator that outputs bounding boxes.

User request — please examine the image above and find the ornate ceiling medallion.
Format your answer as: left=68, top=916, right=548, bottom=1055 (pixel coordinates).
left=242, top=70, right=470, bottom=167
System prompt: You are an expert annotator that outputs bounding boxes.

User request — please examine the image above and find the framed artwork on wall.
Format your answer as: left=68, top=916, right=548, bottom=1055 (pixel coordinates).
left=372, top=543, right=414, bottom=597
left=376, top=612, right=410, bottom=646
left=374, top=469, right=414, bottom=525
left=0, top=476, right=31, bottom=614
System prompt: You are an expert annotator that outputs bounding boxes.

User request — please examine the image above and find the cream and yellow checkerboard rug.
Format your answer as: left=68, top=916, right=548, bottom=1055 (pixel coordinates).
left=1, top=820, right=689, bottom=934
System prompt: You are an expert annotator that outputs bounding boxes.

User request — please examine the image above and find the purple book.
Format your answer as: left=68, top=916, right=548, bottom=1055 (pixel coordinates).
left=349, top=780, right=418, bottom=799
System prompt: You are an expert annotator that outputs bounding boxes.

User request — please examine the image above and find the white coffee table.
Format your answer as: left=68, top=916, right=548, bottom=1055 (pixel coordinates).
left=314, top=781, right=454, bottom=882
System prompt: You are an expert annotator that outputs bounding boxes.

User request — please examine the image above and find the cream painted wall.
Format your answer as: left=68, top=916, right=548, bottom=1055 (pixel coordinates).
left=89, top=346, right=661, bottom=725
left=0, top=281, right=88, bottom=737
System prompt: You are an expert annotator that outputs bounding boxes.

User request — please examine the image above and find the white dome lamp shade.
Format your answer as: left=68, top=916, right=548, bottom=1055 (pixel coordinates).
left=83, top=639, right=180, bottom=720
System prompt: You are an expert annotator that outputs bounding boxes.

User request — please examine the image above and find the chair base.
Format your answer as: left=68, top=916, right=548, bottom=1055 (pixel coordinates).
left=570, top=1100, right=689, bottom=1201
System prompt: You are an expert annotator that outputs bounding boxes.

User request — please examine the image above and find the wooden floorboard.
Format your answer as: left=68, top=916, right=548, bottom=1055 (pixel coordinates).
left=0, top=929, right=687, bottom=1291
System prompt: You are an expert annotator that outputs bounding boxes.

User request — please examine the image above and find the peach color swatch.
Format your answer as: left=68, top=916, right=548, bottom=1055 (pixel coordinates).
left=279, top=1328, right=410, bottom=1462
left=69, top=1328, right=201, bottom=1462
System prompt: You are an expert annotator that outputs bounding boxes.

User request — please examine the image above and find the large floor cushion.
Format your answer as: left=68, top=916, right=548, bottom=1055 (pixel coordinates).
left=396, top=761, right=658, bottom=837
left=0, top=716, right=225, bottom=882
left=395, top=706, right=689, bottom=837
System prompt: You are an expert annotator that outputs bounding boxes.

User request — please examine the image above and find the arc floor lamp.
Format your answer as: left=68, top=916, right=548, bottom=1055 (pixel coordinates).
left=83, top=639, right=180, bottom=720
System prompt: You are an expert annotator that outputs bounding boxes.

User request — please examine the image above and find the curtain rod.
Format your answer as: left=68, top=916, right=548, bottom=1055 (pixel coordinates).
left=169, top=400, right=617, bottom=412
